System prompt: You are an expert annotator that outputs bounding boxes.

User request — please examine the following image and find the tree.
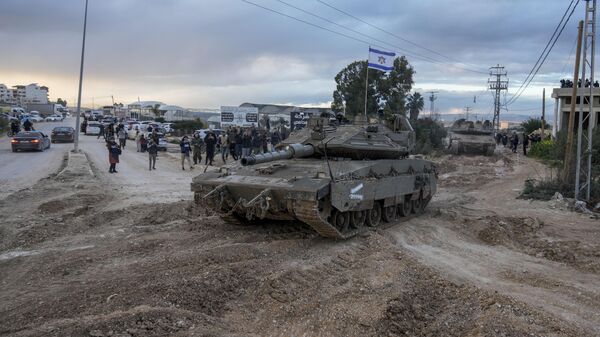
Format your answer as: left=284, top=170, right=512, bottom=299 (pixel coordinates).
left=406, top=92, right=424, bottom=121
left=150, top=104, right=162, bottom=118
left=331, top=57, right=414, bottom=118
left=521, top=117, right=551, bottom=134
left=57, top=98, right=67, bottom=107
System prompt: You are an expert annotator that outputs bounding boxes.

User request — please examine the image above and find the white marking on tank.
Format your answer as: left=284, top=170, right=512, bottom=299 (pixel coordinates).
left=350, top=183, right=364, bottom=194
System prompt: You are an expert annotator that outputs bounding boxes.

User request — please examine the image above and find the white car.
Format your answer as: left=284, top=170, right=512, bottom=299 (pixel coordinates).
left=28, top=115, right=44, bottom=122
left=45, top=114, right=64, bottom=122
left=86, top=121, right=102, bottom=135
left=162, top=123, right=174, bottom=133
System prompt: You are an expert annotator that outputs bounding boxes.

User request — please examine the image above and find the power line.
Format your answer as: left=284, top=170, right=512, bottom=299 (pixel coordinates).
left=315, top=0, right=489, bottom=74
left=273, top=0, right=442, bottom=64
left=241, top=0, right=487, bottom=75
left=507, top=0, right=580, bottom=105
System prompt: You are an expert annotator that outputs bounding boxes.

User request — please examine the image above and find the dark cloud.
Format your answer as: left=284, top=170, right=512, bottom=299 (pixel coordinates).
left=0, top=0, right=581, bottom=113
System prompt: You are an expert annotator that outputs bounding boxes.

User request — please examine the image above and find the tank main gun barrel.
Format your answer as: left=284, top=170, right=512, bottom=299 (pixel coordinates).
left=241, top=143, right=314, bottom=166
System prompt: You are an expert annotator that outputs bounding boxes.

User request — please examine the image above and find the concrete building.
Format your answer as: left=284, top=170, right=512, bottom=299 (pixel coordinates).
left=551, top=87, right=600, bottom=136
left=0, top=83, right=49, bottom=106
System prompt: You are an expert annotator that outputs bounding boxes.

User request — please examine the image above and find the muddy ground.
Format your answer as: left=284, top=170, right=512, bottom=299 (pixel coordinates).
left=0, top=149, right=598, bottom=336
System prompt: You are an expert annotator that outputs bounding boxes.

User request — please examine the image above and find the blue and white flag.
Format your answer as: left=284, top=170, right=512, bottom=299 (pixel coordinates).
left=368, top=47, right=395, bottom=72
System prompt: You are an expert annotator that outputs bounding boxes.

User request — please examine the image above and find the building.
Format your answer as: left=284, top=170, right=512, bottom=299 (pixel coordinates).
left=0, top=83, right=49, bottom=106
left=126, top=101, right=164, bottom=119
left=551, top=87, right=600, bottom=136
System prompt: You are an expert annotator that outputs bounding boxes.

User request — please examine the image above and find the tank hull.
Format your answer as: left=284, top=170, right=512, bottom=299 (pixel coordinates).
left=192, top=158, right=437, bottom=239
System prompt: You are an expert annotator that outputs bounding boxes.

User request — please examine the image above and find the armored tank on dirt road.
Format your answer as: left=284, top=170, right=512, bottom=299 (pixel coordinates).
left=191, top=116, right=438, bottom=239
left=447, top=119, right=496, bottom=156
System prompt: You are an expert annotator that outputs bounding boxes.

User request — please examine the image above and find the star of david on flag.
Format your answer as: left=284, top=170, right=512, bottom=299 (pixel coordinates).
left=368, top=47, right=395, bottom=72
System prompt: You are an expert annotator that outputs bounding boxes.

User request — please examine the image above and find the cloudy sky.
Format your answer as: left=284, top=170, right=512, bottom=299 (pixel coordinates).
left=0, top=0, right=583, bottom=116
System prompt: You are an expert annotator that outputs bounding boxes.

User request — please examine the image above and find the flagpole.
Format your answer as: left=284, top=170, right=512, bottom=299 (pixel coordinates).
left=364, top=47, right=370, bottom=118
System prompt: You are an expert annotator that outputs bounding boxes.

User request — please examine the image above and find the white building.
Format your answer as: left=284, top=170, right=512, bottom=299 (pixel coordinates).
left=0, top=83, right=49, bottom=106
left=127, top=100, right=164, bottom=119
left=551, top=87, right=600, bottom=136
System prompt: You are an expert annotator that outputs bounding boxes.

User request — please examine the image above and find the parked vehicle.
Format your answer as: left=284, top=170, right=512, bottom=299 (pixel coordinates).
left=86, top=121, right=102, bottom=135
left=194, top=128, right=223, bottom=139
left=45, top=114, right=64, bottom=122
left=11, top=131, right=51, bottom=152
left=27, top=112, right=44, bottom=122
left=26, top=103, right=66, bottom=117
left=51, top=126, right=75, bottom=143
left=161, top=122, right=174, bottom=133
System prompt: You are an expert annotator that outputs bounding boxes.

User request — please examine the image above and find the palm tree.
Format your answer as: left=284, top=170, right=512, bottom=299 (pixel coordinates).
left=406, top=92, right=424, bottom=121
left=150, top=104, right=162, bottom=118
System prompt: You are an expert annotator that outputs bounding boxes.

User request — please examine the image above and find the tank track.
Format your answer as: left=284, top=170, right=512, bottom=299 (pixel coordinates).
left=293, top=200, right=429, bottom=240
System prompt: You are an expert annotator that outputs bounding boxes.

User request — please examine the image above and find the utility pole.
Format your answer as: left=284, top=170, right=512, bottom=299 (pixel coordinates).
left=464, top=106, right=472, bottom=121
left=73, top=0, right=88, bottom=153
left=488, top=65, right=508, bottom=131
left=575, top=0, right=596, bottom=201
left=564, top=20, right=584, bottom=184
left=428, top=91, right=438, bottom=119
left=541, top=88, right=546, bottom=139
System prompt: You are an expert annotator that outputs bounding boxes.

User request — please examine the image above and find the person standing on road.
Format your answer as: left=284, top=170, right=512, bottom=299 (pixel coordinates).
left=510, top=133, right=519, bottom=153
left=139, top=134, right=147, bottom=152
left=235, top=128, right=243, bottom=159
left=135, top=127, right=141, bottom=152
left=107, top=138, right=121, bottom=173
left=117, top=127, right=127, bottom=148
left=191, top=133, right=203, bottom=165
left=147, top=139, right=158, bottom=170
left=97, top=123, right=105, bottom=140
left=204, top=131, right=217, bottom=166
left=523, top=133, right=530, bottom=156
left=180, top=136, right=194, bottom=170
left=242, top=129, right=252, bottom=157
left=220, top=133, right=229, bottom=164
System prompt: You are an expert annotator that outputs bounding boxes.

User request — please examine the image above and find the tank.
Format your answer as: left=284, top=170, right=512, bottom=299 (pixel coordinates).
left=191, top=115, right=438, bottom=239
left=447, top=119, right=496, bottom=156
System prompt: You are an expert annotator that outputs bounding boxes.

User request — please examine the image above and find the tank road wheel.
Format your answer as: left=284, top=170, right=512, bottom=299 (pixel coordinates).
left=366, top=202, right=382, bottom=227
left=350, top=210, right=366, bottom=228
left=332, top=210, right=351, bottom=233
left=382, top=205, right=397, bottom=222
left=398, top=195, right=412, bottom=217
left=412, top=193, right=425, bottom=214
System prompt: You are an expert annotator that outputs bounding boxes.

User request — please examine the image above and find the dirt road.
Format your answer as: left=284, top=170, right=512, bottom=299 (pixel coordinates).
left=0, top=146, right=598, bottom=336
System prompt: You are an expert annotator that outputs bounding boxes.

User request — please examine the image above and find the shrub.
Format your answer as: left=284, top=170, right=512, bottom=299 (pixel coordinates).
left=171, top=119, right=205, bottom=136
left=521, top=117, right=551, bottom=134
left=412, top=118, right=447, bottom=154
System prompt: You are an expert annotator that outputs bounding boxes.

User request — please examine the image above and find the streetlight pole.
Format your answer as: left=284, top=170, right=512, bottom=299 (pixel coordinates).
left=74, top=0, right=88, bottom=152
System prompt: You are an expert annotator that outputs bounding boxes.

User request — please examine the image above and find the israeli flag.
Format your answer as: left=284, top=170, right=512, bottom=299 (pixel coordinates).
left=368, top=47, right=395, bottom=72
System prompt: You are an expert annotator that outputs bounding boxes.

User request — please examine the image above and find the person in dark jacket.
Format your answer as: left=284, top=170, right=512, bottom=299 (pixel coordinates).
left=501, top=134, right=508, bottom=147
left=234, top=128, right=243, bottom=159
left=241, top=130, right=252, bottom=157
left=271, top=130, right=281, bottom=149
left=510, top=133, right=519, bottom=153
left=523, top=134, right=530, bottom=156
left=251, top=132, right=262, bottom=155
left=261, top=131, right=269, bottom=153
left=97, top=123, right=105, bottom=139
left=147, top=139, right=158, bottom=170
left=204, top=131, right=217, bottom=165
left=107, top=138, right=121, bottom=173
left=180, top=136, right=193, bottom=170
left=23, top=119, right=33, bottom=131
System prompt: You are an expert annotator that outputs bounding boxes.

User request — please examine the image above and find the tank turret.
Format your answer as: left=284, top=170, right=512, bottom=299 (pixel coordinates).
left=447, top=119, right=496, bottom=156
left=192, top=116, right=437, bottom=239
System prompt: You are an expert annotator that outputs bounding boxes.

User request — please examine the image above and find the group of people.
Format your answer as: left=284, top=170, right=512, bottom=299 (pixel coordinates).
left=224, top=126, right=286, bottom=161
left=495, top=132, right=545, bottom=156
left=9, top=118, right=34, bottom=135
left=179, top=130, right=218, bottom=170
left=559, top=78, right=600, bottom=88
left=177, top=125, right=289, bottom=170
